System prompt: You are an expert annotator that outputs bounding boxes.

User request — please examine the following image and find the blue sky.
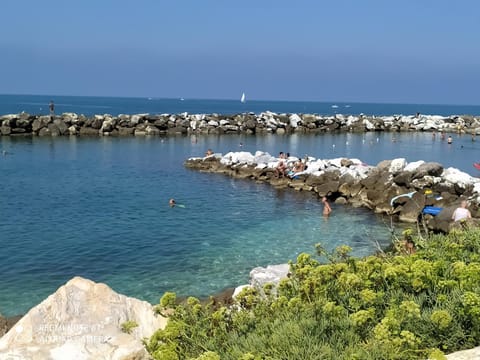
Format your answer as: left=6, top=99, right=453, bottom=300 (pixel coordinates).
left=1, top=0, right=479, bottom=104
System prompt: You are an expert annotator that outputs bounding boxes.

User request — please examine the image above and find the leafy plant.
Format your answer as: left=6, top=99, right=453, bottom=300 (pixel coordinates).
left=146, top=228, right=480, bottom=359
left=121, top=320, right=138, bottom=334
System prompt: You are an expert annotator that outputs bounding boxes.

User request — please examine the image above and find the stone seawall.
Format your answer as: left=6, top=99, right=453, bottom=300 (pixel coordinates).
left=185, top=151, right=480, bottom=233
left=1, top=111, right=480, bottom=137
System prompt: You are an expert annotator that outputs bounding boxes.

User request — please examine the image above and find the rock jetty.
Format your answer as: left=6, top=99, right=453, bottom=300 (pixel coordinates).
left=0, top=277, right=167, bottom=360
left=1, top=111, right=479, bottom=136
left=185, top=151, right=480, bottom=233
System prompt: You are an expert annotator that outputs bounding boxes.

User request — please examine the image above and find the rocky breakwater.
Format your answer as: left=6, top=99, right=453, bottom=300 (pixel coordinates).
left=185, top=151, right=480, bottom=232
left=0, top=277, right=167, bottom=360
left=1, top=111, right=480, bottom=137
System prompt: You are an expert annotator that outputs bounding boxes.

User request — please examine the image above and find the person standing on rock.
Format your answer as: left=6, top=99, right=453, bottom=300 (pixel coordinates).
left=49, top=100, right=55, bottom=116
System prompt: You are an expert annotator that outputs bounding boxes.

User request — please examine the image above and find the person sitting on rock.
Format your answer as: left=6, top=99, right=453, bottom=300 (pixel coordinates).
left=275, top=160, right=287, bottom=178
left=289, top=160, right=305, bottom=178
left=452, top=200, right=471, bottom=222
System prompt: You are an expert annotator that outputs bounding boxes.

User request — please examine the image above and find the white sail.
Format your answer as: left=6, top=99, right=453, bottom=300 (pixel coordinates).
left=240, top=92, right=246, bottom=103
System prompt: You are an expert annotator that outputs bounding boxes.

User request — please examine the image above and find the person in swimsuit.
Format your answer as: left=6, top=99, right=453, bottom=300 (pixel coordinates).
left=322, top=196, right=332, bottom=217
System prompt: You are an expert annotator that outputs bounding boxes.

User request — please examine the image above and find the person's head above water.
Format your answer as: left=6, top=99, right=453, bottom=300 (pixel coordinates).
left=169, top=198, right=176, bottom=207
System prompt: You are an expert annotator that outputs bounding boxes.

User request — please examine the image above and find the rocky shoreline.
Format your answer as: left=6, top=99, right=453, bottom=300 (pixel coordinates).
left=185, top=151, right=480, bottom=233
left=2, top=271, right=479, bottom=359
left=1, top=111, right=480, bottom=136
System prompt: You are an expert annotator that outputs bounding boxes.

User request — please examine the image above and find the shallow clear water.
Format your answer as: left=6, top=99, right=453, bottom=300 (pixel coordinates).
left=1, top=133, right=480, bottom=316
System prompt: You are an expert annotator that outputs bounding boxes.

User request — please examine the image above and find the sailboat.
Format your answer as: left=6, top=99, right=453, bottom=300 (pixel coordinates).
left=240, top=92, right=246, bottom=103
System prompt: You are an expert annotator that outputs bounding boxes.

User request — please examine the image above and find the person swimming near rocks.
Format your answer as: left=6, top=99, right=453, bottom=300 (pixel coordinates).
left=322, top=196, right=332, bottom=217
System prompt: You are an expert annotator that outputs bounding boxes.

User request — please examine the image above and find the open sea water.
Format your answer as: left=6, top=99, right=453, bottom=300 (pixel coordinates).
left=1, top=95, right=480, bottom=316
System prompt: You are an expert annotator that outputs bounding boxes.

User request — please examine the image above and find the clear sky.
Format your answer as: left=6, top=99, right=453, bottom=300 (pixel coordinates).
left=1, top=0, right=479, bottom=104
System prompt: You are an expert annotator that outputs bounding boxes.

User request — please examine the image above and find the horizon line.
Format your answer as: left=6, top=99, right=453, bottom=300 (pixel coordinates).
left=1, top=93, right=480, bottom=108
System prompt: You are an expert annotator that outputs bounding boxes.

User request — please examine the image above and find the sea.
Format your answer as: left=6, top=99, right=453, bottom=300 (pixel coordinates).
left=1, top=94, right=480, bottom=317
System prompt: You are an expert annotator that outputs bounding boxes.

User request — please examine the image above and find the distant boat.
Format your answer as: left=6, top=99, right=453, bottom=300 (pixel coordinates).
left=345, top=105, right=351, bottom=108
left=240, top=93, right=246, bottom=103
left=147, top=97, right=153, bottom=100
left=180, top=98, right=185, bottom=101
left=331, top=104, right=338, bottom=109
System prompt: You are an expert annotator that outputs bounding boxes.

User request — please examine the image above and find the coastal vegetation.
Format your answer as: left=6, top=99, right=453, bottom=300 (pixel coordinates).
left=120, top=320, right=138, bottom=334
left=146, top=227, right=480, bottom=359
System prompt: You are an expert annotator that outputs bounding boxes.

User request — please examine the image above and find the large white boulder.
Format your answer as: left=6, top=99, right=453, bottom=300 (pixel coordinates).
left=389, top=158, right=407, bottom=174
left=446, top=345, right=480, bottom=359
left=0, top=277, right=167, bottom=360
left=363, top=118, right=375, bottom=130
left=327, top=158, right=344, bottom=168
left=253, top=151, right=275, bottom=163
left=289, top=114, right=301, bottom=128
left=249, top=264, right=290, bottom=290
left=304, top=159, right=326, bottom=173
left=443, top=167, right=476, bottom=189
left=404, top=160, right=425, bottom=172
left=221, top=151, right=255, bottom=165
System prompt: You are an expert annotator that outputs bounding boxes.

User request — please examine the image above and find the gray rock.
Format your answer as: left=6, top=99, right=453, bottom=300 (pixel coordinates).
left=53, top=119, right=68, bottom=135
left=79, top=127, right=100, bottom=136
left=0, top=126, right=11, bottom=135
left=38, top=127, right=51, bottom=137
left=412, top=162, right=444, bottom=179
left=91, top=117, right=103, bottom=130
left=0, top=314, right=22, bottom=337
left=117, top=127, right=135, bottom=136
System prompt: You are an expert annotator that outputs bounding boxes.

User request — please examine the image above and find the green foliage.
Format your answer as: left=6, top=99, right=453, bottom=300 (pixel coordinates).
left=147, top=228, right=480, bottom=359
left=120, top=320, right=138, bottom=334
left=160, top=292, right=177, bottom=308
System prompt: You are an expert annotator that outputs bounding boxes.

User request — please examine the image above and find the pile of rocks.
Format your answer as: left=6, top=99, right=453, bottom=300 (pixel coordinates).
left=185, top=151, right=480, bottom=232
left=1, top=111, right=479, bottom=137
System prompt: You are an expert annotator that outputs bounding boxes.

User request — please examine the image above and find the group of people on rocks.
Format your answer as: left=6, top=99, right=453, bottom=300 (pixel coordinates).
left=274, top=152, right=307, bottom=179
left=274, top=151, right=332, bottom=217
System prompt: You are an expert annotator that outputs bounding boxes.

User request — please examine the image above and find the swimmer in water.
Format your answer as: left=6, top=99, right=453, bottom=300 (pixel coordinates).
left=322, top=196, right=332, bottom=217
left=169, top=198, right=176, bottom=207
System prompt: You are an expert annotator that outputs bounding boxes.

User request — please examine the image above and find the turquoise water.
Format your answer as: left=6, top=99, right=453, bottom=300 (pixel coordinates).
left=1, top=96, right=480, bottom=317
left=0, top=135, right=398, bottom=316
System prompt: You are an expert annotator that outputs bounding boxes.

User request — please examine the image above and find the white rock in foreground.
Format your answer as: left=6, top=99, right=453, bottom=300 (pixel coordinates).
left=250, top=264, right=290, bottom=290
left=446, top=346, right=480, bottom=359
left=0, top=276, right=167, bottom=360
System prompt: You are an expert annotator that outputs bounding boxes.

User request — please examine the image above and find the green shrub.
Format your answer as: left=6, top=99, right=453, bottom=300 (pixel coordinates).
left=147, top=228, right=480, bottom=359
left=120, top=320, right=138, bottom=334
